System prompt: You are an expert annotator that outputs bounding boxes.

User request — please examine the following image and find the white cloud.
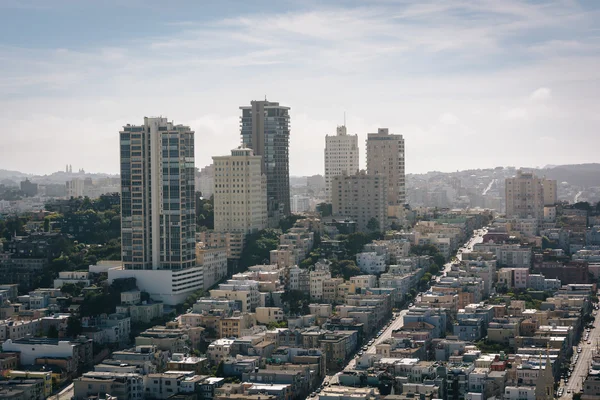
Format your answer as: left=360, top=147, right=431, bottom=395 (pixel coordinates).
left=529, top=87, right=552, bottom=102
left=439, top=112, right=460, bottom=125
left=0, top=1, right=599, bottom=174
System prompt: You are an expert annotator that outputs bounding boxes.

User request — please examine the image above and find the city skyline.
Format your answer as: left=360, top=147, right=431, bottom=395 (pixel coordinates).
left=1, top=1, right=599, bottom=176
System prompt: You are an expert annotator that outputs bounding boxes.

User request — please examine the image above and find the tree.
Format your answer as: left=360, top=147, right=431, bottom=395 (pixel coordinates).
left=66, top=316, right=82, bottom=337
left=344, top=232, right=371, bottom=256
left=60, top=282, right=85, bottom=297
left=432, top=254, right=446, bottom=268
left=338, top=260, right=361, bottom=280
left=215, top=361, right=225, bottom=377
left=316, top=203, right=333, bottom=217
left=366, top=217, right=380, bottom=232
left=279, top=215, right=305, bottom=233
left=428, top=264, right=440, bottom=275
left=195, top=193, right=214, bottom=230
left=47, top=325, right=59, bottom=339
left=390, top=221, right=403, bottom=231
left=572, top=202, right=592, bottom=212
left=239, top=229, right=280, bottom=268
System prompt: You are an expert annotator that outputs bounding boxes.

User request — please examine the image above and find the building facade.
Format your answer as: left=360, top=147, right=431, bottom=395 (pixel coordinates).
left=240, top=100, right=291, bottom=222
left=213, top=148, right=267, bottom=234
left=332, top=171, right=388, bottom=232
left=324, top=126, right=359, bottom=202
left=366, top=128, right=405, bottom=205
left=505, top=170, right=557, bottom=220
left=117, top=117, right=200, bottom=305
left=197, top=163, right=214, bottom=199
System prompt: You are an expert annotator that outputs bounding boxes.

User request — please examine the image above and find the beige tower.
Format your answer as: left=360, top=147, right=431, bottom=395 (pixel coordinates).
left=213, top=147, right=268, bottom=234
left=505, top=170, right=557, bottom=220
left=366, top=128, right=405, bottom=205
left=332, top=170, right=388, bottom=232
left=324, top=125, right=359, bottom=202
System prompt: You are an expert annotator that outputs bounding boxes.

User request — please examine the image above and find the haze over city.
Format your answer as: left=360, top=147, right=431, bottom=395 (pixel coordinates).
left=1, top=0, right=599, bottom=176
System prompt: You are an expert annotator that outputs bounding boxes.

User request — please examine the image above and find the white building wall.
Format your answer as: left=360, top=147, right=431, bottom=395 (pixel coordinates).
left=2, top=339, right=75, bottom=365
left=356, top=252, right=387, bottom=274
left=108, top=267, right=203, bottom=306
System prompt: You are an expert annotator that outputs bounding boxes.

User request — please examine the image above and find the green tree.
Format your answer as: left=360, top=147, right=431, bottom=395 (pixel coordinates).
left=60, top=282, right=85, bottom=297
left=279, top=215, right=305, bottom=232
left=215, top=361, right=225, bottom=377
left=344, top=232, right=371, bottom=256
left=47, top=325, right=59, bottom=339
left=338, top=260, right=361, bottom=280
left=316, top=203, right=332, bottom=217
left=195, top=193, right=214, bottom=230
left=239, top=229, right=280, bottom=269
left=366, top=217, right=380, bottom=232
left=66, top=316, right=83, bottom=337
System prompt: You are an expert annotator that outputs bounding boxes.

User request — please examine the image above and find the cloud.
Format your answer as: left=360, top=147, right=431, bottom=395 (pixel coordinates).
left=439, top=112, right=460, bottom=125
left=0, top=1, right=599, bottom=175
left=529, top=87, right=552, bottom=102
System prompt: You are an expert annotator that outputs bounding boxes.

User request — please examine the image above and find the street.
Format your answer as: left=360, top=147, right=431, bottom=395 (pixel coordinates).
left=561, top=299, right=600, bottom=399
left=321, top=228, right=487, bottom=391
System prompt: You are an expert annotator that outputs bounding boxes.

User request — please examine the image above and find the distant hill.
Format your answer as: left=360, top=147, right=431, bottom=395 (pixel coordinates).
left=534, top=163, right=600, bottom=187
left=0, top=169, right=30, bottom=180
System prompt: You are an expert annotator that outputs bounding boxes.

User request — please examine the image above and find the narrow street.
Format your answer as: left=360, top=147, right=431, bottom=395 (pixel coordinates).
left=561, top=298, right=600, bottom=399
left=321, top=228, right=486, bottom=391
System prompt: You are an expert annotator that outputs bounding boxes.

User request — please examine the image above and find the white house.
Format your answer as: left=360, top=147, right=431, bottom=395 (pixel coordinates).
left=356, top=252, right=387, bottom=274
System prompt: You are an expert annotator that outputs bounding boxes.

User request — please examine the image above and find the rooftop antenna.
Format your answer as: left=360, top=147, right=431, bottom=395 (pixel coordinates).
left=344, top=111, right=346, bottom=127
left=265, top=95, right=267, bottom=101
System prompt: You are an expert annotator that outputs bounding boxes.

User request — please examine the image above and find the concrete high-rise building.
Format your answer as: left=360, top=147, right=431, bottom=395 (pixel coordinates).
left=505, top=170, right=557, bottom=220
left=366, top=128, right=405, bottom=205
left=213, top=147, right=267, bottom=234
left=324, top=126, right=359, bottom=202
left=332, top=170, right=388, bottom=232
left=20, top=179, right=38, bottom=197
left=291, top=195, right=310, bottom=213
left=66, top=178, right=84, bottom=198
left=240, top=100, right=291, bottom=223
left=542, top=179, right=557, bottom=207
left=110, top=117, right=201, bottom=305
left=196, top=164, right=214, bottom=199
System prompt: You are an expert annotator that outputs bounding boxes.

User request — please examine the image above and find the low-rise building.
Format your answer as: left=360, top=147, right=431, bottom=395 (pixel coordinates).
left=356, top=252, right=386, bottom=275
left=255, top=307, right=285, bottom=325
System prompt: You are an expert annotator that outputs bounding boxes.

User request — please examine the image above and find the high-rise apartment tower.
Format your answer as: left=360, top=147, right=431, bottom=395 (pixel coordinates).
left=240, top=100, right=291, bottom=222
left=114, top=117, right=201, bottom=305
left=505, top=170, right=557, bottom=220
left=332, top=170, right=388, bottom=232
left=213, top=147, right=268, bottom=234
left=324, top=126, right=359, bottom=202
left=366, top=128, right=405, bottom=205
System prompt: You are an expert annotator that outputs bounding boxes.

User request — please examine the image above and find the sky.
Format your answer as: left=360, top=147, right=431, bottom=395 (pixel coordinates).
left=0, top=0, right=599, bottom=176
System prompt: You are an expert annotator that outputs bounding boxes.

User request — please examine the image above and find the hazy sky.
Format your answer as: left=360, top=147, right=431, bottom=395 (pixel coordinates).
left=1, top=0, right=599, bottom=176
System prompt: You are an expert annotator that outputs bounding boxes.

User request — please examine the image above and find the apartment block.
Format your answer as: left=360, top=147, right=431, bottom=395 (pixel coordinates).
left=505, top=170, right=557, bottom=220
left=197, top=163, right=215, bottom=198
left=356, top=252, right=387, bottom=275
left=324, top=125, right=359, bottom=202
left=213, top=147, right=268, bottom=234
left=366, top=128, right=406, bottom=205
left=196, top=242, right=227, bottom=290
left=332, top=171, right=388, bottom=232
left=118, top=117, right=199, bottom=305
left=240, top=100, right=291, bottom=222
